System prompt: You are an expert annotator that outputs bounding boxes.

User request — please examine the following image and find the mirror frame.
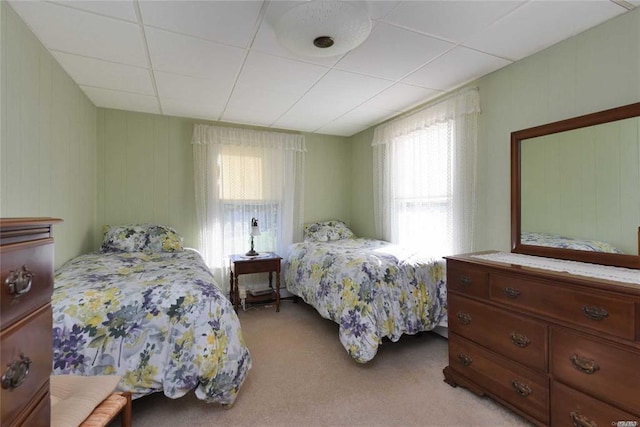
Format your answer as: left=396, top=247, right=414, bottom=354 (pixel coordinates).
left=511, top=102, right=640, bottom=270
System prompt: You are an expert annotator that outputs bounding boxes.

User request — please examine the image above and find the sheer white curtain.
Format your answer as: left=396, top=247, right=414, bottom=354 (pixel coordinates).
left=372, top=87, right=480, bottom=258
left=192, top=125, right=306, bottom=293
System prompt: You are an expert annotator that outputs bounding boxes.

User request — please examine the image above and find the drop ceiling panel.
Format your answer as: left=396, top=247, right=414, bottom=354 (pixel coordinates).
left=235, top=51, right=328, bottom=95
left=81, top=86, right=160, bottom=114
left=316, top=121, right=369, bottom=137
left=161, top=98, right=224, bottom=121
left=384, top=1, right=525, bottom=43
left=52, top=0, right=138, bottom=22
left=403, top=46, right=512, bottom=90
left=52, top=52, right=154, bottom=95
left=154, top=71, right=232, bottom=106
left=146, top=28, right=245, bottom=80
left=363, top=83, right=441, bottom=112
left=304, top=69, right=393, bottom=105
left=10, top=1, right=147, bottom=67
left=465, top=0, right=627, bottom=60
left=139, top=1, right=263, bottom=48
left=336, top=22, right=454, bottom=80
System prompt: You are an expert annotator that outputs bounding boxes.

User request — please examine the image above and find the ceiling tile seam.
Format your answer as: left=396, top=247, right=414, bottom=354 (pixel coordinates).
left=47, top=48, right=151, bottom=70
left=219, top=0, right=271, bottom=121
left=42, top=0, right=138, bottom=23
left=77, top=83, right=155, bottom=98
left=133, top=0, right=162, bottom=115
left=373, top=1, right=404, bottom=22
left=141, top=23, right=250, bottom=51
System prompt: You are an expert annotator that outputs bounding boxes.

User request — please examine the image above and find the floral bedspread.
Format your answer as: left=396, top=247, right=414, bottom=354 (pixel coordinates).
left=52, top=249, right=252, bottom=404
left=284, top=238, right=447, bottom=363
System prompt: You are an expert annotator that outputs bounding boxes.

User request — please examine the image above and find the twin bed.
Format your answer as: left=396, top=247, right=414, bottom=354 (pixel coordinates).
left=283, top=221, right=448, bottom=363
left=52, top=224, right=251, bottom=405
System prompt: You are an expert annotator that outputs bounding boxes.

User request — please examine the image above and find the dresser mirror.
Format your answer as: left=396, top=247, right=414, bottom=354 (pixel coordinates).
left=511, top=102, right=640, bottom=269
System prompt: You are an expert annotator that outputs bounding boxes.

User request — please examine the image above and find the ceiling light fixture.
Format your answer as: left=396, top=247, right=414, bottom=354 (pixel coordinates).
left=274, top=1, right=372, bottom=58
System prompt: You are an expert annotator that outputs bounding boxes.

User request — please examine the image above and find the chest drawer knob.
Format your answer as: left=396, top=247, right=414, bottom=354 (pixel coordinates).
left=5, top=265, right=33, bottom=296
left=456, top=312, right=471, bottom=325
left=509, top=332, right=531, bottom=348
left=581, top=305, right=608, bottom=321
left=511, top=379, right=532, bottom=398
left=503, top=287, right=521, bottom=298
left=457, top=353, right=473, bottom=366
left=1, top=353, right=32, bottom=390
left=569, top=411, right=597, bottom=427
left=570, top=354, right=600, bottom=374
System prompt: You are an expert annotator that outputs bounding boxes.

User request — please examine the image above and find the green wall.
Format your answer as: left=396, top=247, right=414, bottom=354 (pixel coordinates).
left=0, top=1, right=98, bottom=268
left=475, top=8, right=640, bottom=252
left=97, top=109, right=352, bottom=247
left=348, top=7, right=640, bottom=252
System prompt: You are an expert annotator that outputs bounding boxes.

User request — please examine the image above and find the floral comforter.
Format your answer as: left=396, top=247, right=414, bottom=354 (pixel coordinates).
left=284, top=238, right=447, bottom=363
left=52, top=249, right=251, bottom=404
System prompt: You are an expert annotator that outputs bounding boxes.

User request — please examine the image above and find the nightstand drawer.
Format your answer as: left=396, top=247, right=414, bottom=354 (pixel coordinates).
left=550, top=327, right=640, bottom=415
left=233, top=258, right=280, bottom=275
left=490, top=273, right=635, bottom=340
left=551, top=381, right=638, bottom=426
left=449, top=333, right=549, bottom=424
left=448, top=294, right=547, bottom=371
left=447, top=261, right=489, bottom=298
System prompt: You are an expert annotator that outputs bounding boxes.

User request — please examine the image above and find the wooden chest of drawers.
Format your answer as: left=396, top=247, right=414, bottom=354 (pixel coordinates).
left=443, top=253, right=640, bottom=427
left=1, top=218, right=61, bottom=427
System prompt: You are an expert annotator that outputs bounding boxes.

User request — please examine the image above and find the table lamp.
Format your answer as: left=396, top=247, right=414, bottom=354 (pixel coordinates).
left=246, top=217, right=260, bottom=256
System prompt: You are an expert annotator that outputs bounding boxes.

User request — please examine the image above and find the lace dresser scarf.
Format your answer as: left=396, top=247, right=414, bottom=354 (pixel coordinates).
left=471, top=252, right=640, bottom=285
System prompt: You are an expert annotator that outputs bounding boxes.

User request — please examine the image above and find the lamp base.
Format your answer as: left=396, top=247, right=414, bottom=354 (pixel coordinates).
left=245, top=249, right=259, bottom=256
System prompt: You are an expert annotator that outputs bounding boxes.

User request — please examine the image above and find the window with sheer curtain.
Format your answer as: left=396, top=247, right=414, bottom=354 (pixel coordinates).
left=372, top=88, right=480, bottom=258
left=191, top=125, right=306, bottom=293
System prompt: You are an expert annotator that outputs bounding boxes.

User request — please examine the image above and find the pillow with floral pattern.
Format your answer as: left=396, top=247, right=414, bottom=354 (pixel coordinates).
left=304, top=220, right=356, bottom=242
left=145, top=224, right=184, bottom=252
left=101, top=224, right=148, bottom=253
left=101, top=224, right=184, bottom=253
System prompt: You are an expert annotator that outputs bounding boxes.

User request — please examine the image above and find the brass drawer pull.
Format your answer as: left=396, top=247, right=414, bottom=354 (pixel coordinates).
left=570, top=354, right=600, bottom=374
left=460, top=276, right=471, bottom=287
left=457, top=353, right=473, bottom=366
left=582, top=305, right=608, bottom=321
left=1, top=354, right=31, bottom=390
left=511, top=379, right=531, bottom=398
left=5, top=265, right=34, bottom=296
left=569, top=411, right=597, bottom=427
left=503, top=287, right=521, bottom=298
left=509, top=332, right=530, bottom=348
left=456, top=312, right=471, bottom=325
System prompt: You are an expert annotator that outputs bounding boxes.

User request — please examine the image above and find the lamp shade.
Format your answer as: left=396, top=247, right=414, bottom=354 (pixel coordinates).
left=274, top=1, right=372, bottom=58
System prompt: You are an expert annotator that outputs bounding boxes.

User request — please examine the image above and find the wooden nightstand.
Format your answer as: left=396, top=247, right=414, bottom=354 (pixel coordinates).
left=229, top=253, right=282, bottom=312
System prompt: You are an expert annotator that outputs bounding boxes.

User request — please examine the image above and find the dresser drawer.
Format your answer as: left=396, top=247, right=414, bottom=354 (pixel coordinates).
left=1, top=240, right=54, bottom=330
left=449, top=333, right=549, bottom=424
left=490, top=273, right=635, bottom=340
left=447, top=261, right=489, bottom=298
left=551, top=381, right=638, bottom=427
left=448, top=294, right=547, bottom=371
left=0, top=305, right=53, bottom=424
left=551, top=327, right=640, bottom=415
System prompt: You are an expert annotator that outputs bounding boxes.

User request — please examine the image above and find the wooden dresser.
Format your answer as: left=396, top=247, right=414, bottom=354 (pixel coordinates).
left=1, top=218, right=62, bottom=426
left=443, top=252, right=640, bottom=427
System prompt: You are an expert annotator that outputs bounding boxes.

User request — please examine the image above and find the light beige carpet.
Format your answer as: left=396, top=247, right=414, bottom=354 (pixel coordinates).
left=130, top=300, right=533, bottom=427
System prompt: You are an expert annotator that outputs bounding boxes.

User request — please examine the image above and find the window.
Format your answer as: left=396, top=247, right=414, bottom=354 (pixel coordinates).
left=192, top=125, right=305, bottom=292
left=373, top=88, right=480, bottom=258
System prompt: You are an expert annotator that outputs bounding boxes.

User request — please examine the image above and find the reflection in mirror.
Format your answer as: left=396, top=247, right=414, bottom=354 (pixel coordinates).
left=511, top=102, right=640, bottom=269
left=521, top=117, right=639, bottom=256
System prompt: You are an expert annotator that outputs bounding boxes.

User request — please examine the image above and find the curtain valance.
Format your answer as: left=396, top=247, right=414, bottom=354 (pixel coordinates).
left=372, top=87, right=480, bottom=147
left=191, top=124, right=306, bottom=152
